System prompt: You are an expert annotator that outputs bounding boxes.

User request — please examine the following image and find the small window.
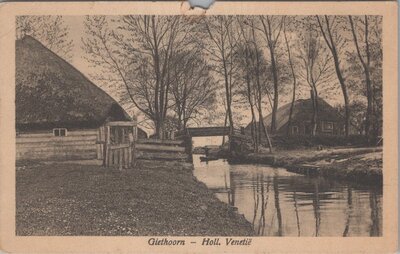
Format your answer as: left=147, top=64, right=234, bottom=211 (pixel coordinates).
left=323, top=122, right=334, bottom=131
left=291, top=126, right=299, bottom=134
left=53, top=128, right=67, bottom=137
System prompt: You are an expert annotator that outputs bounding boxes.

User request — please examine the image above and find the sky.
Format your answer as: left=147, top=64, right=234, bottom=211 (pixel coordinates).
left=63, top=16, right=87, bottom=74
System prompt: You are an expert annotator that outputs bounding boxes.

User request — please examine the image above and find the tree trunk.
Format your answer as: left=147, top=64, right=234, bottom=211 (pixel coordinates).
left=155, top=120, right=164, bottom=139
left=177, top=111, right=183, bottom=131
left=365, top=70, right=373, bottom=143
left=247, top=78, right=258, bottom=152
left=332, top=54, right=350, bottom=136
left=224, top=68, right=233, bottom=151
left=287, top=93, right=296, bottom=136
left=364, top=16, right=374, bottom=144
left=251, top=117, right=258, bottom=152
left=257, top=90, right=273, bottom=153
left=222, top=56, right=234, bottom=147
left=270, top=48, right=279, bottom=134
left=257, top=99, right=263, bottom=145
left=251, top=24, right=273, bottom=153
left=221, top=109, right=228, bottom=146
left=349, top=15, right=373, bottom=143
left=329, top=41, right=350, bottom=136
left=328, top=48, right=350, bottom=136
left=261, top=116, right=273, bottom=153
left=317, top=16, right=350, bottom=136
left=283, top=26, right=296, bottom=136
left=310, top=88, right=318, bottom=136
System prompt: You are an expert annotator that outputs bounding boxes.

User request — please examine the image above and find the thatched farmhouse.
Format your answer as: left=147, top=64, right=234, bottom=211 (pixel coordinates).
left=246, top=98, right=345, bottom=136
left=16, top=36, right=146, bottom=161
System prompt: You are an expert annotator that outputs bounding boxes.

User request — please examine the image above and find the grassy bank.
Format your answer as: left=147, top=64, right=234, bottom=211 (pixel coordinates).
left=230, top=147, right=382, bottom=185
left=16, top=160, right=254, bottom=236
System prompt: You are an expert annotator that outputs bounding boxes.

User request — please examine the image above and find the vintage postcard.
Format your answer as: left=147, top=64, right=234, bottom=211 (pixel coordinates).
left=0, top=1, right=397, bottom=253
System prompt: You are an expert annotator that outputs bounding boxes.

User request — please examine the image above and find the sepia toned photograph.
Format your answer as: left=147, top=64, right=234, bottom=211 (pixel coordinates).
left=14, top=13, right=383, bottom=237
left=0, top=1, right=397, bottom=253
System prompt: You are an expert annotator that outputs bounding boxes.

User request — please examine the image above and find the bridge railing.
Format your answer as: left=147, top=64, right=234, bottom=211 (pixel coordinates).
left=175, top=126, right=232, bottom=138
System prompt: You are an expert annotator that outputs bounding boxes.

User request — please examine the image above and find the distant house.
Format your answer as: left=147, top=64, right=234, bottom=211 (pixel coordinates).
left=15, top=36, right=146, bottom=161
left=246, top=98, right=345, bottom=136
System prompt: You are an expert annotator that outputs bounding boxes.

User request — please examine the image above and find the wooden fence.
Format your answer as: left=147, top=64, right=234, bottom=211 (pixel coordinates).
left=136, top=139, right=190, bottom=162
left=104, top=143, right=134, bottom=168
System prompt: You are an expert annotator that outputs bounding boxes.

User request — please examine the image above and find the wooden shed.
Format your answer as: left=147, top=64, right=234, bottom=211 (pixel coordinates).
left=16, top=35, right=137, bottom=166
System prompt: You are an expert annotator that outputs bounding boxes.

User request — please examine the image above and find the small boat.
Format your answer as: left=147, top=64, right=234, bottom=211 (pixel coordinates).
left=200, top=156, right=219, bottom=162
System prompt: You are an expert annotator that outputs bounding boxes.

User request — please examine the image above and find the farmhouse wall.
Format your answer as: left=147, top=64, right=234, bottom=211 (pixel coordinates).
left=16, top=129, right=102, bottom=161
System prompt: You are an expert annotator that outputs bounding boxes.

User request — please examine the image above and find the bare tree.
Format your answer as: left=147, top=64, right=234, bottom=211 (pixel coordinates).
left=82, top=15, right=194, bottom=139
left=170, top=50, right=217, bottom=130
left=202, top=16, right=239, bottom=141
left=236, top=18, right=260, bottom=151
left=250, top=19, right=273, bottom=152
left=317, top=15, right=350, bottom=136
left=297, top=20, right=335, bottom=136
left=283, top=17, right=298, bottom=136
left=16, top=16, right=74, bottom=60
left=348, top=15, right=381, bottom=142
left=237, top=17, right=273, bottom=152
left=257, top=16, right=285, bottom=134
left=235, top=41, right=259, bottom=150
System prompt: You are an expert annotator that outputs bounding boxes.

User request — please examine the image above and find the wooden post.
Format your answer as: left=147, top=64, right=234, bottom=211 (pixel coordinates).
left=125, top=147, right=129, bottom=168
left=123, top=147, right=126, bottom=168
left=132, top=126, right=136, bottom=167
left=97, top=128, right=102, bottom=160
left=109, top=148, right=113, bottom=166
left=185, top=135, right=193, bottom=163
left=103, top=126, right=110, bottom=167
left=128, top=144, right=132, bottom=167
left=119, top=148, right=123, bottom=169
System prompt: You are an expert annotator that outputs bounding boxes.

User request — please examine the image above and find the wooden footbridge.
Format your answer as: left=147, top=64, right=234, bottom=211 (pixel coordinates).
left=176, top=126, right=231, bottom=137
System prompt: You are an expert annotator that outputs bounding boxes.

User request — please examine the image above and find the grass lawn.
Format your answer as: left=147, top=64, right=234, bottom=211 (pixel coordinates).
left=16, top=160, right=254, bottom=236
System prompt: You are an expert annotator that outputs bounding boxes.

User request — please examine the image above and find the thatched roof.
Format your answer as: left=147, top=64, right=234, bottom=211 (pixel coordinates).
left=246, top=98, right=344, bottom=131
left=16, top=36, right=131, bottom=131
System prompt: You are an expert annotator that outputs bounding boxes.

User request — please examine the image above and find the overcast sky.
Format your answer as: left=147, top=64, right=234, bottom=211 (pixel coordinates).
left=63, top=16, right=87, bottom=73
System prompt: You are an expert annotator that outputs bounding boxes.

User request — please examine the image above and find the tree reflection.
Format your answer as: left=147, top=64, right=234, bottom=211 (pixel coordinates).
left=213, top=161, right=382, bottom=237
left=369, top=190, right=380, bottom=236
left=273, top=175, right=283, bottom=236
left=312, top=181, right=321, bottom=236
left=293, top=190, right=301, bottom=236
left=249, top=173, right=271, bottom=235
left=343, top=186, right=353, bottom=237
left=260, top=175, right=270, bottom=235
left=251, top=174, right=260, bottom=227
left=229, top=170, right=235, bottom=207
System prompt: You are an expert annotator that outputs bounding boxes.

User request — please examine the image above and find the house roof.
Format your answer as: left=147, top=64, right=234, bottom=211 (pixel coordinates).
left=16, top=36, right=131, bottom=131
left=246, top=98, right=344, bottom=131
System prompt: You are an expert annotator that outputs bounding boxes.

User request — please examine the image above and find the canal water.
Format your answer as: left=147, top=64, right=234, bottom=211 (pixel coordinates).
left=192, top=155, right=382, bottom=237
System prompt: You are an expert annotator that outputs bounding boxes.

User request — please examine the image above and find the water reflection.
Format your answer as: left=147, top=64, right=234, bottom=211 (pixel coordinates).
left=193, top=155, right=382, bottom=237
